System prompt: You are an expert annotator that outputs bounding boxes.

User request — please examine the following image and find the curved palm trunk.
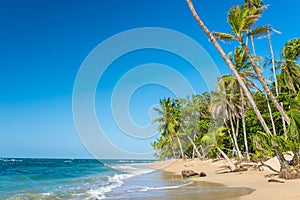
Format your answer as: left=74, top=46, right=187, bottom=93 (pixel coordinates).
left=185, top=0, right=272, bottom=135
left=187, top=135, right=202, bottom=158
left=239, top=42, right=290, bottom=125
left=176, top=136, right=185, bottom=159
left=181, top=126, right=202, bottom=159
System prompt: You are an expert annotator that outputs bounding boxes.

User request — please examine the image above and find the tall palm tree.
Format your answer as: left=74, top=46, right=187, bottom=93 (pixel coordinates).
left=246, top=0, right=283, bottom=134
left=212, top=3, right=290, bottom=125
left=210, top=75, right=243, bottom=159
left=230, top=47, right=259, bottom=160
left=185, top=0, right=272, bottom=136
left=152, top=98, right=185, bottom=159
left=179, top=96, right=205, bottom=159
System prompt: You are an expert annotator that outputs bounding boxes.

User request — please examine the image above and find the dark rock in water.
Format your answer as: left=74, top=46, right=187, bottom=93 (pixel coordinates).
left=232, top=167, right=248, bottom=172
left=181, top=170, right=199, bottom=178
left=268, top=179, right=285, bottom=183
left=199, top=172, right=207, bottom=177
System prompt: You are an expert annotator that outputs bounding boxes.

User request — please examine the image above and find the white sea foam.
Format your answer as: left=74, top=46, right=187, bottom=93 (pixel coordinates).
left=85, top=163, right=154, bottom=199
left=122, top=180, right=193, bottom=197
left=0, top=158, right=23, bottom=162
left=85, top=173, right=130, bottom=199
left=111, top=164, right=154, bottom=176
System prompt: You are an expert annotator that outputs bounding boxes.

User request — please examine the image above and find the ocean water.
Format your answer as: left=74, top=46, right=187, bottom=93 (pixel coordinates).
left=0, top=158, right=155, bottom=199
left=0, top=158, right=254, bottom=200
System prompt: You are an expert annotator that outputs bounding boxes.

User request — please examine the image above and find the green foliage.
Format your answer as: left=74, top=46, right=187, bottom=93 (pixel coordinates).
left=153, top=0, right=300, bottom=165
left=282, top=38, right=300, bottom=61
left=287, top=91, right=300, bottom=149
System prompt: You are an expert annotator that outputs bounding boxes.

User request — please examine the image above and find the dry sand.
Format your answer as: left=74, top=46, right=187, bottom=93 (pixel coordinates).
left=150, top=158, right=300, bottom=200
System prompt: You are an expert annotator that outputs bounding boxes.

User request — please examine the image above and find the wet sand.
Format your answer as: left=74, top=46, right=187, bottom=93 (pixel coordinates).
left=150, top=159, right=300, bottom=200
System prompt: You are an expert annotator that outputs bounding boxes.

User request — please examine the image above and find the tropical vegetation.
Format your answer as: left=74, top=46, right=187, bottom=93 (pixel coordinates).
left=152, top=0, right=300, bottom=179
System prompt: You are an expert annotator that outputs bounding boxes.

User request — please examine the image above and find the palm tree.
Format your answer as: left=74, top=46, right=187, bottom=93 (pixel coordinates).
left=230, top=47, right=259, bottom=160
left=246, top=0, right=284, bottom=135
left=201, top=127, right=237, bottom=171
left=277, top=38, right=300, bottom=94
left=212, top=3, right=290, bottom=125
left=179, top=96, right=205, bottom=159
left=210, top=75, right=244, bottom=159
left=185, top=0, right=272, bottom=136
left=152, top=135, right=175, bottom=160
left=152, top=98, right=185, bottom=159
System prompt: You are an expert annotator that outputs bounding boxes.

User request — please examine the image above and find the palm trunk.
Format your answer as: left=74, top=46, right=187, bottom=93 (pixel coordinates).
left=281, top=102, right=287, bottom=134
left=267, top=30, right=289, bottom=137
left=181, top=126, right=202, bottom=159
left=229, top=113, right=243, bottom=159
left=216, top=146, right=237, bottom=171
left=170, top=144, right=176, bottom=159
left=250, top=35, right=257, bottom=58
left=240, top=87, right=250, bottom=160
left=176, top=136, right=185, bottom=159
left=268, top=30, right=279, bottom=96
left=199, top=145, right=205, bottom=157
left=239, top=42, right=290, bottom=125
left=192, top=148, right=195, bottom=159
left=185, top=0, right=272, bottom=135
left=227, top=129, right=235, bottom=156
left=251, top=33, right=281, bottom=136
left=266, top=94, right=277, bottom=135
left=186, top=135, right=202, bottom=159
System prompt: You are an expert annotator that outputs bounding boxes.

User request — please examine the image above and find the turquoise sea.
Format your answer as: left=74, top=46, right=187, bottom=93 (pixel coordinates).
left=0, top=158, right=253, bottom=199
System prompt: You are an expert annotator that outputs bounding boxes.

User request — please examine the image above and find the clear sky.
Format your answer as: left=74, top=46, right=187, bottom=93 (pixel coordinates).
left=0, top=0, right=299, bottom=159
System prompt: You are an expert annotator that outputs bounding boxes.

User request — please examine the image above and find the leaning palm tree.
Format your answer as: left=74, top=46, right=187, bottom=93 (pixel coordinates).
left=201, top=127, right=237, bottom=171
left=185, top=0, right=272, bottom=136
left=211, top=3, right=290, bottom=125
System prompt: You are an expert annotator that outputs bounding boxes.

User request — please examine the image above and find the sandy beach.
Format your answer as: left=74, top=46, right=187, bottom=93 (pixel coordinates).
left=150, top=158, right=300, bottom=200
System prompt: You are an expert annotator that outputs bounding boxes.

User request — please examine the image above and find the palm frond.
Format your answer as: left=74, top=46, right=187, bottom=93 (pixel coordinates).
left=212, top=32, right=236, bottom=42
left=246, top=25, right=271, bottom=39
left=245, top=0, right=263, bottom=8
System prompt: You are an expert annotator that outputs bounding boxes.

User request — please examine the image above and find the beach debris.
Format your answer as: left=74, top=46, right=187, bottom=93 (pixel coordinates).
left=258, top=166, right=264, bottom=171
left=268, top=179, right=285, bottom=183
left=232, top=167, right=248, bottom=173
left=199, top=172, right=207, bottom=177
left=181, top=170, right=199, bottom=178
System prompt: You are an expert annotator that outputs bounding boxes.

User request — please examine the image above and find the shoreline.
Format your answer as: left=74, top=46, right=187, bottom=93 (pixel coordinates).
left=149, top=158, right=300, bottom=200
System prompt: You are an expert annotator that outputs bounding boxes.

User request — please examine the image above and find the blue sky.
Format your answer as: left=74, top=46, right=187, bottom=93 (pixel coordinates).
left=0, top=0, right=299, bottom=159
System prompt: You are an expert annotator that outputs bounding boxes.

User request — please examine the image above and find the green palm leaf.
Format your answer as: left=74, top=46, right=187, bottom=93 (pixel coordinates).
left=246, top=25, right=271, bottom=39
left=212, top=32, right=236, bottom=42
